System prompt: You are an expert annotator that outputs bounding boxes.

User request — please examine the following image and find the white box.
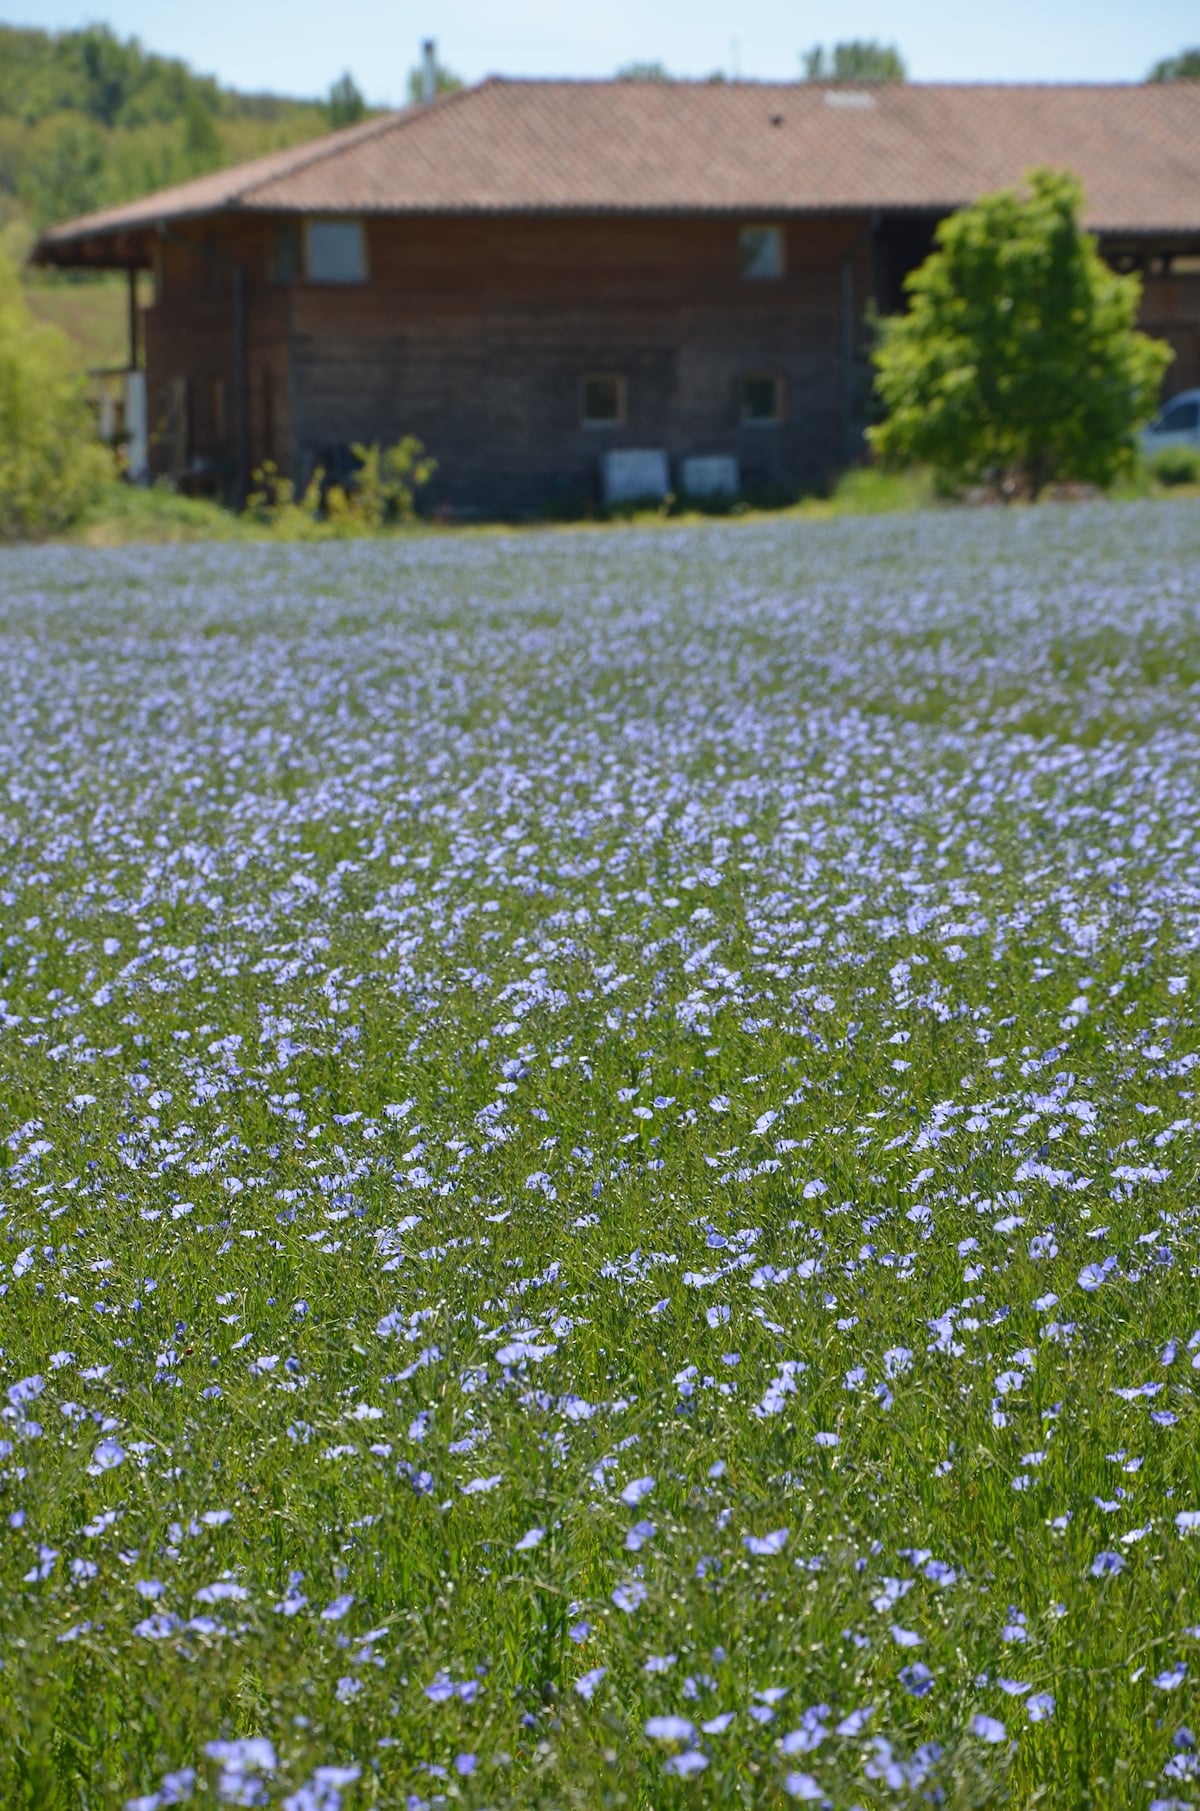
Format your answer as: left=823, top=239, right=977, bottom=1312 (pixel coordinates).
left=680, top=455, right=739, bottom=499
left=600, top=448, right=670, bottom=507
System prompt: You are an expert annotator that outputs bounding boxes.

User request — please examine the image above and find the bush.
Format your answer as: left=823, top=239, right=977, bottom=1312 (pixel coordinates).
left=869, top=168, right=1172, bottom=498
left=247, top=438, right=435, bottom=535
left=1149, top=445, right=1200, bottom=488
left=0, top=245, right=111, bottom=539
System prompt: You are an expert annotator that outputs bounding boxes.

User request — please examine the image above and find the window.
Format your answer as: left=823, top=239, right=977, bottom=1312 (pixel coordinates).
left=741, top=374, right=785, bottom=425
left=1157, top=398, right=1199, bottom=433
left=305, top=218, right=367, bottom=284
left=580, top=374, right=626, bottom=427
left=739, top=224, right=785, bottom=280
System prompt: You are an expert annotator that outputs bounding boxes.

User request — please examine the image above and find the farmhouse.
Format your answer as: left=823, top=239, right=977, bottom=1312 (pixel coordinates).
left=32, top=76, right=1200, bottom=515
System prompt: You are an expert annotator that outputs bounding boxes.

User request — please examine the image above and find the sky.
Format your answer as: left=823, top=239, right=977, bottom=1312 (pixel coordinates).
left=9, top=0, right=1199, bottom=106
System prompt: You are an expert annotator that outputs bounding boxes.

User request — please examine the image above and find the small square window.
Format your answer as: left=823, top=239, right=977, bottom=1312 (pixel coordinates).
left=741, top=374, right=785, bottom=425
left=739, top=224, right=785, bottom=280
left=305, top=218, right=367, bottom=284
left=581, top=374, right=626, bottom=426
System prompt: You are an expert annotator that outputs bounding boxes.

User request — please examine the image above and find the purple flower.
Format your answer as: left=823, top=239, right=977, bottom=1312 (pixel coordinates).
left=664, top=1751, right=708, bottom=1777
left=900, top=1663, right=934, bottom=1697
left=1026, top=1693, right=1056, bottom=1722
left=612, top=1580, right=648, bottom=1613
left=784, top=1773, right=824, bottom=1801
left=645, top=1715, right=696, bottom=1744
left=971, top=1714, right=1006, bottom=1744
left=1090, top=1551, right=1125, bottom=1578
left=574, top=1666, right=606, bottom=1701
left=744, top=1528, right=788, bottom=1556
left=620, top=1475, right=655, bottom=1506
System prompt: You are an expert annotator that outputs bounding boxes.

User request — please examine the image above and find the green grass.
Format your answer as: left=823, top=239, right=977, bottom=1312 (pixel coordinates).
left=0, top=502, right=1198, bottom=1808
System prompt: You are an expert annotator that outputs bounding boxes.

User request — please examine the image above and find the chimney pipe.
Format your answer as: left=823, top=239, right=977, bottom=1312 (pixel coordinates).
left=422, top=39, right=437, bottom=104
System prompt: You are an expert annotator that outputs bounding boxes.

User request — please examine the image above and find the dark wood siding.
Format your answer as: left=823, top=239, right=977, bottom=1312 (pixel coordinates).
left=283, top=213, right=871, bottom=513
left=140, top=211, right=1200, bottom=514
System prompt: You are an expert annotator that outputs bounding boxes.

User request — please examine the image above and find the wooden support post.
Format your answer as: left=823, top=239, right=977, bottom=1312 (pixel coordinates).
left=127, top=266, right=139, bottom=370
left=841, top=254, right=856, bottom=468
left=234, top=264, right=249, bottom=510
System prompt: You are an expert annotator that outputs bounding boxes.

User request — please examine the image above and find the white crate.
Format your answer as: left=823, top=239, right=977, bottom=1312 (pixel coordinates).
left=600, top=448, right=670, bottom=507
left=680, top=455, right=739, bottom=500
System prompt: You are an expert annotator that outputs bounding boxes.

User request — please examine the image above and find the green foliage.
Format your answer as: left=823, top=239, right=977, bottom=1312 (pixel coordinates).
left=1148, top=443, right=1200, bottom=486
left=869, top=168, right=1173, bottom=498
left=1146, top=46, right=1200, bottom=80
left=405, top=56, right=464, bottom=106
left=329, top=72, right=365, bottom=129
left=247, top=438, right=436, bottom=535
left=327, top=72, right=367, bottom=129
left=802, top=40, right=907, bottom=81
left=0, top=245, right=111, bottom=539
left=0, top=24, right=337, bottom=233
left=615, top=61, right=673, bottom=82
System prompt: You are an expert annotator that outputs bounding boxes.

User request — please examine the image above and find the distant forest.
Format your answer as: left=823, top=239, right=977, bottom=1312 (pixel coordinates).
left=0, top=23, right=351, bottom=241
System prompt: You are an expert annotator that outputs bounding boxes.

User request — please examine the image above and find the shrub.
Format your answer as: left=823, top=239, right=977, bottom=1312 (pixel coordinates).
left=247, top=438, right=435, bottom=535
left=869, top=169, right=1172, bottom=499
left=0, top=246, right=111, bottom=540
left=1149, top=444, right=1200, bottom=488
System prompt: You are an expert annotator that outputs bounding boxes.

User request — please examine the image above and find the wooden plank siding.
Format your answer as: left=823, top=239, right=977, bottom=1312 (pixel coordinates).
left=141, top=212, right=873, bottom=511
left=138, top=210, right=1200, bottom=512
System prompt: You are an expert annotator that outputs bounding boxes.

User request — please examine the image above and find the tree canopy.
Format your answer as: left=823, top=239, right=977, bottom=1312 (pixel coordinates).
left=869, top=168, right=1171, bottom=498
left=1147, top=47, right=1200, bottom=80
left=328, top=73, right=367, bottom=129
left=802, top=41, right=907, bottom=83
left=0, top=24, right=348, bottom=231
left=615, top=62, right=672, bottom=82
left=405, top=56, right=464, bottom=107
left=0, top=243, right=110, bottom=537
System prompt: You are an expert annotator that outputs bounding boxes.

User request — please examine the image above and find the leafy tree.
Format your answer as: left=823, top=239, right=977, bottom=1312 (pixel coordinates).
left=869, top=168, right=1172, bottom=498
left=1147, top=47, right=1200, bottom=80
left=615, top=62, right=672, bottom=82
left=328, top=72, right=367, bottom=128
left=405, top=56, right=463, bottom=107
left=0, top=244, right=111, bottom=539
left=802, top=41, right=906, bottom=82
left=182, top=94, right=221, bottom=172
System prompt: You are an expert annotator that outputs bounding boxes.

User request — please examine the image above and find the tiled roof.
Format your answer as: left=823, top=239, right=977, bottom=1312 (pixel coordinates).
left=35, top=78, right=1200, bottom=254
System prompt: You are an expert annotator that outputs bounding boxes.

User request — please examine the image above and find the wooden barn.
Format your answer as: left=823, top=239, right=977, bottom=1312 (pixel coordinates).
left=32, top=77, right=1200, bottom=516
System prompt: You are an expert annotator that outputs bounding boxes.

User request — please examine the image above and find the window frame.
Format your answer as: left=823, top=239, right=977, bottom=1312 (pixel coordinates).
left=303, top=216, right=368, bottom=286
left=1157, top=398, right=1199, bottom=433
left=579, top=373, right=627, bottom=429
left=740, top=372, right=786, bottom=427
left=738, top=223, right=786, bottom=282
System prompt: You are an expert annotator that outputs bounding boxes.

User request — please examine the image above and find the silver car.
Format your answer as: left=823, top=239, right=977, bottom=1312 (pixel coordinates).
left=1141, top=388, right=1200, bottom=454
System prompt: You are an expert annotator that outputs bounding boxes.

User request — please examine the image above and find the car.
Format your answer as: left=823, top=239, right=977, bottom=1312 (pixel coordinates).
left=1140, top=388, right=1200, bottom=455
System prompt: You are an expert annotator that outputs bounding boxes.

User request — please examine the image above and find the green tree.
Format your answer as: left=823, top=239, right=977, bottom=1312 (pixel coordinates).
left=0, top=245, right=111, bottom=539
left=1147, top=47, right=1200, bottom=79
left=802, top=41, right=906, bottom=82
left=328, top=72, right=367, bottom=128
left=182, top=93, right=221, bottom=172
left=405, top=56, right=463, bottom=106
left=869, top=168, right=1172, bottom=497
left=615, top=62, right=672, bottom=82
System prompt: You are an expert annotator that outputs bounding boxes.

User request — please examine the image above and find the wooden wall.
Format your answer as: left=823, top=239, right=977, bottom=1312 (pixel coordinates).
left=139, top=211, right=1200, bottom=512
left=143, top=212, right=872, bottom=511
left=1139, top=270, right=1200, bottom=399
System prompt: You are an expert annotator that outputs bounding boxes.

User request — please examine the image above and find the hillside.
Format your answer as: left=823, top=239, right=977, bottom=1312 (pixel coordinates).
left=0, top=23, right=345, bottom=232
left=0, top=21, right=364, bottom=366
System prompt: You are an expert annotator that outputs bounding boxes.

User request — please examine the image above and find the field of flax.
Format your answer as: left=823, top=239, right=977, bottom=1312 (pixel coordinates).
left=1, top=502, right=1199, bottom=1811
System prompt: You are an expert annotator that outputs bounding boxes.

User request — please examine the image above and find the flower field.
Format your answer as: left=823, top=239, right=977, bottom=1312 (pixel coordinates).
left=1, top=502, right=1199, bottom=1809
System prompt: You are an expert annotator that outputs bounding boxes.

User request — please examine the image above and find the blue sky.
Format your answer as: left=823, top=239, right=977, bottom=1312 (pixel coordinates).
left=10, top=0, right=1198, bottom=105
